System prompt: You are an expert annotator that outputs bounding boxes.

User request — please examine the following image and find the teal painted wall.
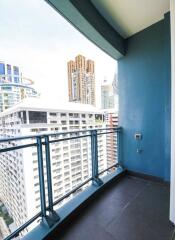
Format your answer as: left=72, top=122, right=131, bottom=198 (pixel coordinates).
left=118, top=13, right=171, bottom=181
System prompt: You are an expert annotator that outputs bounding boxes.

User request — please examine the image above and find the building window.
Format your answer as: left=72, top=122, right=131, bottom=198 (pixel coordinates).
left=49, top=112, right=57, bottom=116
left=61, top=113, right=67, bottom=117
left=50, top=120, right=57, bottom=124
left=29, top=111, right=47, bottom=124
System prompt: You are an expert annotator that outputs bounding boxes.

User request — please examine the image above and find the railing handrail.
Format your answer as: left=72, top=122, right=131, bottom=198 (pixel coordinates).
left=0, top=127, right=122, bottom=143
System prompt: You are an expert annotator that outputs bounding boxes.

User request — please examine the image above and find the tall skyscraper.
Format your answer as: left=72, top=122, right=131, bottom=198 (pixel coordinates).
left=0, top=98, right=106, bottom=236
left=0, top=61, right=38, bottom=112
left=67, top=55, right=95, bottom=106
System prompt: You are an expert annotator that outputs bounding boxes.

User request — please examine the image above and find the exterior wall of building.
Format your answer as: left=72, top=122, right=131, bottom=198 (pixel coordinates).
left=104, top=111, right=118, bottom=169
left=0, top=62, right=38, bottom=112
left=0, top=84, right=38, bottom=112
left=0, top=112, right=27, bottom=229
left=101, top=81, right=115, bottom=109
left=0, top=62, right=22, bottom=84
left=0, top=104, right=106, bottom=234
left=0, top=217, right=10, bottom=239
left=67, top=55, right=95, bottom=106
left=67, top=60, right=75, bottom=102
left=118, top=14, right=171, bottom=180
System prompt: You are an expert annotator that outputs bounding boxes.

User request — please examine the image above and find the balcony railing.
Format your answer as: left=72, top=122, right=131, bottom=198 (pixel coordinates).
left=0, top=127, right=123, bottom=240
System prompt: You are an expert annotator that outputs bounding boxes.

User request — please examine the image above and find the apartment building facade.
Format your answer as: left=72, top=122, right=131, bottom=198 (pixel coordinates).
left=0, top=99, right=106, bottom=233
left=104, top=110, right=118, bottom=169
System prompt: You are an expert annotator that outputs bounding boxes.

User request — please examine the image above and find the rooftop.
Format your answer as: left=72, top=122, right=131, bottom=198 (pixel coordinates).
left=0, top=97, right=102, bottom=116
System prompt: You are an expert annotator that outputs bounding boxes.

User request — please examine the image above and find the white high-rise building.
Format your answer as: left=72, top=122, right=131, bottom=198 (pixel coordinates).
left=0, top=98, right=106, bottom=234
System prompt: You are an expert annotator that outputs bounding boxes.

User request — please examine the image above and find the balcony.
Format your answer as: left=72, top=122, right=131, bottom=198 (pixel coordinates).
left=0, top=127, right=122, bottom=240
left=0, top=127, right=174, bottom=240
left=1, top=0, right=175, bottom=239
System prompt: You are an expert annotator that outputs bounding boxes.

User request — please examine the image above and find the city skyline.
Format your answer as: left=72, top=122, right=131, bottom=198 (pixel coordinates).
left=0, top=0, right=117, bottom=108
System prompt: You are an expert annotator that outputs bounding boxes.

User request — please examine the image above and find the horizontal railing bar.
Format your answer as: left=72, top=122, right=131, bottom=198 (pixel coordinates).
left=41, top=127, right=121, bottom=139
left=0, top=131, right=117, bottom=153
left=0, top=127, right=121, bottom=143
left=48, top=134, right=91, bottom=144
left=0, top=135, right=38, bottom=143
left=93, top=127, right=121, bottom=131
left=0, top=143, right=37, bottom=153
left=97, top=131, right=117, bottom=136
left=51, top=127, right=121, bottom=138
left=52, top=177, right=93, bottom=207
left=41, top=129, right=90, bottom=137
left=4, top=212, right=42, bottom=240
left=98, top=163, right=120, bottom=176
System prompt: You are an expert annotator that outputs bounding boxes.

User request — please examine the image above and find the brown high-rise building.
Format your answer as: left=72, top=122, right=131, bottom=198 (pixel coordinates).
left=104, top=110, right=118, bottom=171
left=67, top=55, right=95, bottom=106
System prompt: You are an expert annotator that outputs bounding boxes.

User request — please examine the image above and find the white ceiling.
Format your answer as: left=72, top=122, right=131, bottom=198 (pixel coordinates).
left=91, top=0, right=170, bottom=38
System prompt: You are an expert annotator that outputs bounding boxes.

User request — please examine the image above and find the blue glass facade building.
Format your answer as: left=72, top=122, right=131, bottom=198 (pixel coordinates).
left=0, top=62, right=21, bottom=84
left=0, top=61, right=38, bottom=112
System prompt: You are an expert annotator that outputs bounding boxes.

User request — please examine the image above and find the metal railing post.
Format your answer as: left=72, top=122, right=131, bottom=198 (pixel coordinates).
left=117, top=128, right=122, bottom=167
left=37, top=136, right=60, bottom=228
left=36, top=136, right=47, bottom=219
left=44, top=136, right=60, bottom=222
left=91, top=130, right=103, bottom=186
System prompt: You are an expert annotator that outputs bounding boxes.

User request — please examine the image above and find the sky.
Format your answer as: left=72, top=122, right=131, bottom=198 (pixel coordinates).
left=0, top=0, right=117, bottom=108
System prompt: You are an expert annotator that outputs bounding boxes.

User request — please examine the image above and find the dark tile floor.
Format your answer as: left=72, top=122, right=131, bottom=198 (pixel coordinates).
left=57, top=176, right=174, bottom=240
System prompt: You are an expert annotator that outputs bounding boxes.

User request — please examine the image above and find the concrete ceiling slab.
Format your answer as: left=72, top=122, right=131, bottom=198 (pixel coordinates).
left=91, top=0, right=170, bottom=38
